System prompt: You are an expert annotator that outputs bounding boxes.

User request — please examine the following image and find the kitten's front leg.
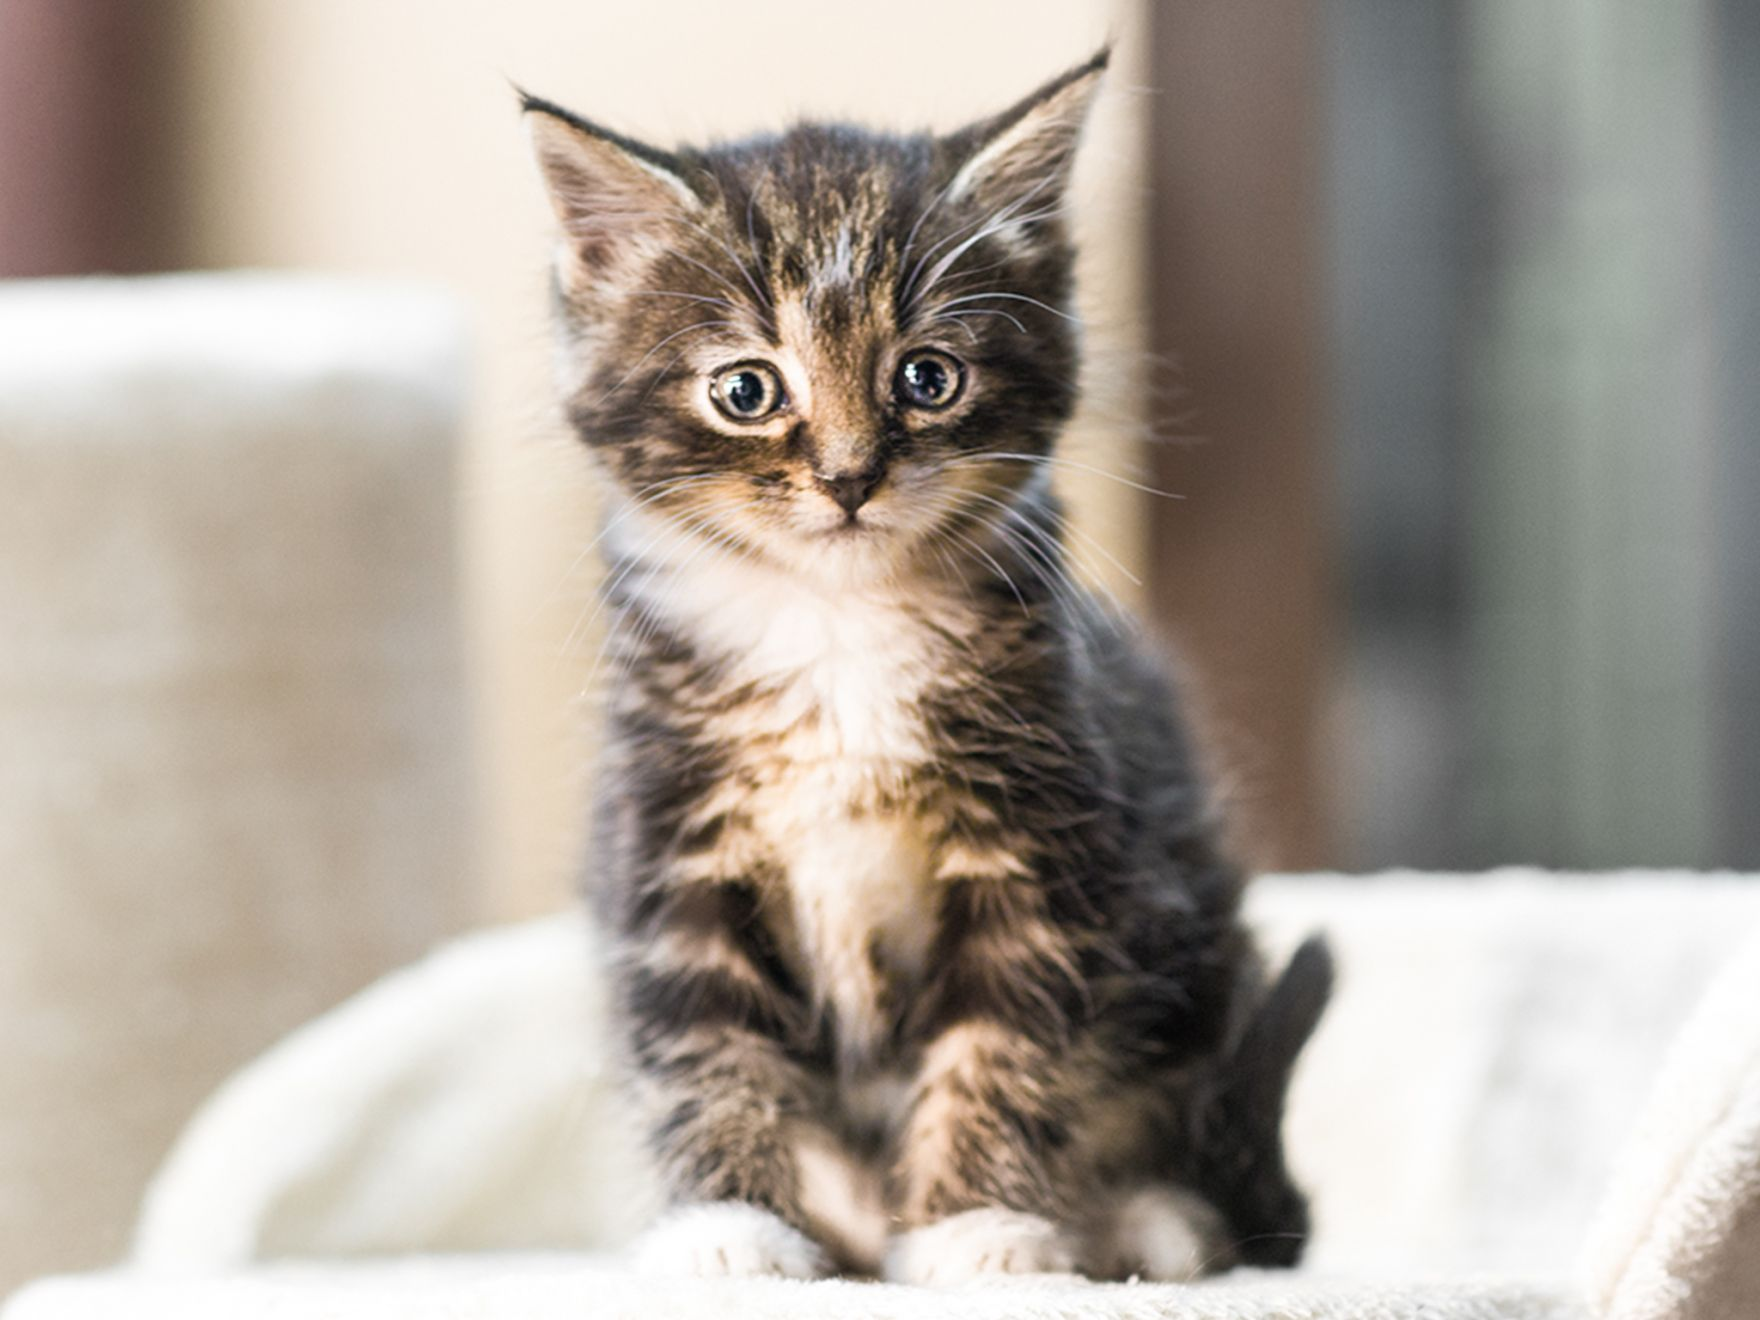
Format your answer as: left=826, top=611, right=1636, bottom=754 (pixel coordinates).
left=884, top=877, right=1091, bottom=1285
left=630, top=1029, right=833, bottom=1279
left=619, top=876, right=834, bottom=1279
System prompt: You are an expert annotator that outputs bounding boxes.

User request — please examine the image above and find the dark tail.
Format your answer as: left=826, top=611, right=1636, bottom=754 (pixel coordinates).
left=1188, top=934, right=1335, bottom=1268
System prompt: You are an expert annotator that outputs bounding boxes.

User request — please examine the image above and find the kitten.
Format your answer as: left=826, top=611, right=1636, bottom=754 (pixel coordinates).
left=522, top=49, right=1331, bottom=1284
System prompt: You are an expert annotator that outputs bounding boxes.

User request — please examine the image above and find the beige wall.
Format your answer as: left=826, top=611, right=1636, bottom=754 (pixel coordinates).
left=169, top=0, right=1150, bottom=920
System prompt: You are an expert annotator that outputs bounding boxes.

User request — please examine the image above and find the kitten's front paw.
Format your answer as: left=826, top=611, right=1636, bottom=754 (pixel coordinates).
left=885, top=1208, right=1077, bottom=1285
left=634, top=1202, right=831, bottom=1279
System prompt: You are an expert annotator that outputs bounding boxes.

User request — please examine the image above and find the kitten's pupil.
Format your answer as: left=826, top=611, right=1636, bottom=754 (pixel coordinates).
left=905, top=359, right=945, bottom=400
left=897, top=351, right=962, bottom=409
left=726, top=371, right=764, bottom=414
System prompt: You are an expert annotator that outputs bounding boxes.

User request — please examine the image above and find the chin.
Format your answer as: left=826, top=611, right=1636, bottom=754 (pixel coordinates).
left=760, top=519, right=908, bottom=589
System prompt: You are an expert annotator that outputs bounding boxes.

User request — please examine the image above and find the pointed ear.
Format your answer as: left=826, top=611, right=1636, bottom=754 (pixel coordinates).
left=945, top=47, right=1109, bottom=214
left=520, top=91, right=703, bottom=286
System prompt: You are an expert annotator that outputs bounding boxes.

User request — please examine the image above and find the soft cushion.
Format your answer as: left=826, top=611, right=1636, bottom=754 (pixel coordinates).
left=1580, top=923, right=1760, bottom=1319
left=124, top=873, right=1760, bottom=1281
left=7, top=872, right=1757, bottom=1319
left=7, top=1255, right=1585, bottom=1320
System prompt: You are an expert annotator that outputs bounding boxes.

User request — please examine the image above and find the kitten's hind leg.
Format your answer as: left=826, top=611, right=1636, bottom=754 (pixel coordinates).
left=1087, top=1184, right=1226, bottom=1282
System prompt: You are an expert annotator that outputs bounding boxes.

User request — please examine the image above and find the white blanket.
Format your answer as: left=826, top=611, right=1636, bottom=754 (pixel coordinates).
left=8, top=871, right=1759, bottom=1319
left=10, top=1257, right=1586, bottom=1320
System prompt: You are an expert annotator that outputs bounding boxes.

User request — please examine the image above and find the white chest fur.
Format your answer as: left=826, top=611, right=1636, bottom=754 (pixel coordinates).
left=623, top=532, right=949, bottom=1063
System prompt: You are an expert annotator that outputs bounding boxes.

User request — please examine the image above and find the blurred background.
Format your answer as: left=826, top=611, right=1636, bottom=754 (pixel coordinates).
left=2, top=0, right=1757, bottom=1295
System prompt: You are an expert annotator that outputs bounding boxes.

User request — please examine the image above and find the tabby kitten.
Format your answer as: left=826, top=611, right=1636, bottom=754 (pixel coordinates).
left=523, top=50, right=1330, bottom=1284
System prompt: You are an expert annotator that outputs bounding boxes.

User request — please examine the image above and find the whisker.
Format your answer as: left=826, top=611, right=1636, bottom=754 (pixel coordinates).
left=537, top=473, right=727, bottom=623
left=971, top=510, right=1133, bottom=647
left=920, top=482, right=1127, bottom=663
left=901, top=177, right=1058, bottom=306
left=957, top=486, right=1143, bottom=590
left=931, top=307, right=1028, bottom=336
left=923, top=313, right=986, bottom=345
left=567, top=492, right=738, bottom=664
left=910, top=197, right=1069, bottom=309
left=971, top=510, right=1088, bottom=623
left=896, top=173, right=963, bottom=277
left=624, top=289, right=742, bottom=313
left=702, top=224, right=773, bottom=315
left=657, top=207, right=774, bottom=318
left=917, top=487, right=1111, bottom=646
left=938, top=521, right=1030, bottom=617
left=913, top=254, right=1017, bottom=299
left=1190, top=1232, right=1310, bottom=1280
left=745, top=186, right=763, bottom=271
left=654, top=244, right=777, bottom=336
left=597, top=513, right=744, bottom=695
left=658, top=247, right=737, bottom=293
left=597, top=319, right=738, bottom=402
left=582, top=508, right=720, bottom=680
left=931, top=290, right=1081, bottom=325
left=903, top=183, right=1067, bottom=311
left=942, top=451, right=1185, bottom=502
left=562, top=507, right=687, bottom=657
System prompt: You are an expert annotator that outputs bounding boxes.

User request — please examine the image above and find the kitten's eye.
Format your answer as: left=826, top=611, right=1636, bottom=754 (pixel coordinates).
left=895, top=350, right=964, bottom=410
left=710, top=362, right=786, bottom=422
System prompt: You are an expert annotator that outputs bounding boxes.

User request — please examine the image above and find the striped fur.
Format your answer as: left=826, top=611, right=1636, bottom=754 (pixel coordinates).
left=523, top=50, right=1328, bottom=1281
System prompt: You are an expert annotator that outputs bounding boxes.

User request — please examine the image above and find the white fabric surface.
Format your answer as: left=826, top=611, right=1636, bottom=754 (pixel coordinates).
left=6, top=871, right=1757, bottom=1319
left=1581, top=923, right=1760, bottom=1319
left=127, top=870, right=1760, bottom=1281
left=132, top=914, right=658, bottom=1263
left=0, top=274, right=476, bottom=1293
left=8, top=1257, right=1584, bottom=1320
left=1248, top=874, right=1760, bottom=1278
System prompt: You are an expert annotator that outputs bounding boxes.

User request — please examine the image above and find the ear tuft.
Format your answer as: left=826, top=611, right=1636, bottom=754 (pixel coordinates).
left=521, top=92, right=703, bottom=286
left=946, top=48, right=1110, bottom=213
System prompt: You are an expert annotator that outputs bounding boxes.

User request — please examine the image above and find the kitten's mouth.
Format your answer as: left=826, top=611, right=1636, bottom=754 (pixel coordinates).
left=821, top=511, right=873, bottom=538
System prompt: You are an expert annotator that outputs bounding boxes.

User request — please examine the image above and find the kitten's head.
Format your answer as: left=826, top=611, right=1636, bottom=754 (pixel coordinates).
left=524, top=52, right=1106, bottom=586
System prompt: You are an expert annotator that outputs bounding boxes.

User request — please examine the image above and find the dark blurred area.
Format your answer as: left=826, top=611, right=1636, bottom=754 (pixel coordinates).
left=1146, top=1, right=1760, bottom=873
left=1314, top=0, right=1758, bottom=871
left=0, top=3, right=181, bottom=276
